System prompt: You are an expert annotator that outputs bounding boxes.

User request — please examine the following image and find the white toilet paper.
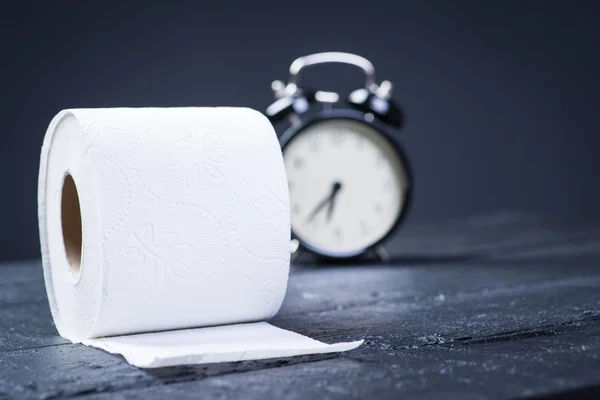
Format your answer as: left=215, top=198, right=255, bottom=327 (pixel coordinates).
left=38, top=107, right=362, bottom=368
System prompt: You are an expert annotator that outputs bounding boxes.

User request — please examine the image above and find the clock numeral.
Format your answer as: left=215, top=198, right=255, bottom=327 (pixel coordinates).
left=383, top=178, right=394, bottom=191
left=292, top=204, right=300, bottom=215
left=359, top=220, right=370, bottom=234
left=288, top=181, right=294, bottom=192
left=356, top=137, right=365, bottom=150
left=333, top=227, right=343, bottom=242
left=332, top=132, right=344, bottom=146
left=309, top=138, right=319, bottom=151
left=375, top=203, right=384, bottom=214
left=293, top=158, right=304, bottom=169
left=376, top=152, right=387, bottom=167
left=307, top=219, right=319, bottom=233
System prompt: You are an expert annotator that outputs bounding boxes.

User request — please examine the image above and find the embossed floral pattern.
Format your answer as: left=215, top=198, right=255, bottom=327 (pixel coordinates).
left=258, top=278, right=277, bottom=308
left=234, top=276, right=279, bottom=309
left=78, top=112, right=105, bottom=142
left=255, top=174, right=290, bottom=236
left=125, top=223, right=194, bottom=292
left=78, top=109, right=156, bottom=143
left=162, top=128, right=228, bottom=191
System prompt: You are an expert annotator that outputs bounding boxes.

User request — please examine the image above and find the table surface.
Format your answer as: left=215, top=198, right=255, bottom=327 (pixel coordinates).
left=2, top=212, right=600, bottom=399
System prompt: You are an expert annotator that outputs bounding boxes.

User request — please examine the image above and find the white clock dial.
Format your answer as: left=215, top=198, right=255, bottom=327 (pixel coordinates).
left=283, top=118, right=409, bottom=256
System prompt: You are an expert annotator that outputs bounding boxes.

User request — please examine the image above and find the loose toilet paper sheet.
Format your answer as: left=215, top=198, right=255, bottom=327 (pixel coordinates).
left=38, top=107, right=362, bottom=368
left=84, top=322, right=362, bottom=368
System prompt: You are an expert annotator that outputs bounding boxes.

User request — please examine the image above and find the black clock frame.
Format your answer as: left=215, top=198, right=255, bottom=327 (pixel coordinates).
left=279, top=108, right=413, bottom=260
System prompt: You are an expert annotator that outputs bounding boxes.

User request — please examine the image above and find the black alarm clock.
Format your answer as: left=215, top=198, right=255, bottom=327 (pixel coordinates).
left=266, top=52, right=412, bottom=262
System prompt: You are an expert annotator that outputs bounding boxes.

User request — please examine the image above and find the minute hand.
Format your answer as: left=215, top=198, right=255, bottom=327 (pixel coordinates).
left=305, top=181, right=342, bottom=223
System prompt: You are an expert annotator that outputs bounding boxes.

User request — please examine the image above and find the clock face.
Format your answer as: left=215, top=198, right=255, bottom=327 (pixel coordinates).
left=283, top=117, right=410, bottom=256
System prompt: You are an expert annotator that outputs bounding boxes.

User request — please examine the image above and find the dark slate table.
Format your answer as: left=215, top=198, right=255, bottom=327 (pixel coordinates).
left=2, top=213, right=600, bottom=399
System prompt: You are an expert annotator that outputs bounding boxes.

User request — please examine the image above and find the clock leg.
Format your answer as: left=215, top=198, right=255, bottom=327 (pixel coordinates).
left=374, top=244, right=391, bottom=264
left=290, top=239, right=304, bottom=263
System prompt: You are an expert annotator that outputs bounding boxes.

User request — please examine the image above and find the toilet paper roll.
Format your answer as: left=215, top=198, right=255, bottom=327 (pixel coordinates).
left=38, top=107, right=362, bottom=368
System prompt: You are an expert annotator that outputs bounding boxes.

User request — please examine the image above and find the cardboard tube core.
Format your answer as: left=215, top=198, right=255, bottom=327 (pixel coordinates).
left=61, top=174, right=82, bottom=277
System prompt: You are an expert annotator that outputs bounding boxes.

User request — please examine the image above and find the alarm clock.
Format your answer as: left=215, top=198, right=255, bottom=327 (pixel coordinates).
left=266, top=52, right=412, bottom=261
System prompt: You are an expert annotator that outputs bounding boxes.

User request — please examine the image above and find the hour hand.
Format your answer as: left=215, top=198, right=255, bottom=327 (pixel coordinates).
left=305, top=181, right=342, bottom=223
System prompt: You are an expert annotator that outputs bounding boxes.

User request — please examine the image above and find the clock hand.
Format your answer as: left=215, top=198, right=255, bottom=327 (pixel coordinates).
left=305, top=197, right=329, bottom=224
left=326, top=182, right=343, bottom=222
left=305, top=181, right=342, bottom=223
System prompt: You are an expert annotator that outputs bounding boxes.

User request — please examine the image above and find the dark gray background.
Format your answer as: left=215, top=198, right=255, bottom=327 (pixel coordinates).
left=1, top=1, right=599, bottom=261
